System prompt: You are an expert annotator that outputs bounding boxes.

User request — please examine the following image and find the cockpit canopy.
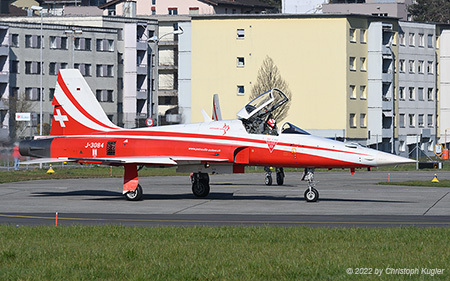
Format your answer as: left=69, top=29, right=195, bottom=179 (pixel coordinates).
left=280, top=122, right=310, bottom=135
left=237, top=89, right=288, bottom=120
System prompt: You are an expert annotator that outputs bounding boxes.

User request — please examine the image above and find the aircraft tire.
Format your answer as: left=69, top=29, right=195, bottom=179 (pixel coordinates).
left=265, top=175, right=272, bottom=186
left=192, top=179, right=210, bottom=197
left=304, top=188, right=319, bottom=202
left=276, top=172, right=284, bottom=186
left=125, top=184, right=143, bottom=201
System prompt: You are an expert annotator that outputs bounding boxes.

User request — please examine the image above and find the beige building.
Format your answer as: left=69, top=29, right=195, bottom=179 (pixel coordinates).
left=181, top=14, right=399, bottom=142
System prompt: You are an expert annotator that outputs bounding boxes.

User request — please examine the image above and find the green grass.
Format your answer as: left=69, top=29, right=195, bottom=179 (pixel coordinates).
left=0, top=226, right=449, bottom=280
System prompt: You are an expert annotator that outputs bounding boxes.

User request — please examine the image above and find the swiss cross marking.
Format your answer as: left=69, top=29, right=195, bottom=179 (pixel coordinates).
left=54, top=109, right=68, bottom=127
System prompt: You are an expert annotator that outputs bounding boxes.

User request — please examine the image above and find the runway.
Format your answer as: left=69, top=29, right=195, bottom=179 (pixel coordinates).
left=1, top=170, right=449, bottom=227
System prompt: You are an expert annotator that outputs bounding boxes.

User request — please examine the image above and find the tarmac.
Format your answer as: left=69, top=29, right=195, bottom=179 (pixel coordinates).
left=1, top=169, right=449, bottom=227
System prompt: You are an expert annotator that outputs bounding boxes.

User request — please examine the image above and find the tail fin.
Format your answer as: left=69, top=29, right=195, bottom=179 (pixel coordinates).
left=50, top=69, right=120, bottom=136
left=212, top=94, right=222, bottom=121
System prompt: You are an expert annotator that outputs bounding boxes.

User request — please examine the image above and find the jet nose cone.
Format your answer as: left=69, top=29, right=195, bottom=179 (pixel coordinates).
left=376, top=152, right=416, bottom=166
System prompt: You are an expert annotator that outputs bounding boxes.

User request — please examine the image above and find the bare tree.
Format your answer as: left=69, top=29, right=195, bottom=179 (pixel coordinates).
left=250, top=56, right=292, bottom=121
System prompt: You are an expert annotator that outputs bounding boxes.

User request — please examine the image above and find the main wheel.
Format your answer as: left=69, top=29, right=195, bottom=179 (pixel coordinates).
left=265, top=174, right=273, bottom=186
left=304, top=188, right=319, bottom=202
left=276, top=172, right=284, bottom=186
left=125, top=184, right=143, bottom=201
left=192, top=180, right=210, bottom=197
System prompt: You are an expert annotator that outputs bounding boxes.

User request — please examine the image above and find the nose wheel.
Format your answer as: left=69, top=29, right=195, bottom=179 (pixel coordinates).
left=302, top=168, right=319, bottom=202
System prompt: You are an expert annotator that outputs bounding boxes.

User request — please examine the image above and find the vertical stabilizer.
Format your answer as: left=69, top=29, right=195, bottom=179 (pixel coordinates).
left=50, top=69, right=120, bottom=136
left=212, top=94, right=223, bottom=121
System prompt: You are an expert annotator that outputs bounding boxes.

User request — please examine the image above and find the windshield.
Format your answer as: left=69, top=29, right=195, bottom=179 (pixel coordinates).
left=280, top=122, right=310, bottom=135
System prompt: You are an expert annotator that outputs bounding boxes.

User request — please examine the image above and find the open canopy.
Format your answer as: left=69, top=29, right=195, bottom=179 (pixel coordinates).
left=237, top=89, right=288, bottom=120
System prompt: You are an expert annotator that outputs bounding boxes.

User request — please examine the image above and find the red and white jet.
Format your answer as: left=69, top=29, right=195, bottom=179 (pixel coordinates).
left=19, top=70, right=414, bottom=202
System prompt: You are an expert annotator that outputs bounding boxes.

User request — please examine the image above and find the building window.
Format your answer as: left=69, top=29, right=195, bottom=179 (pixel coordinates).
left=49, top=88, right=55, bottom=101
left=360, top=85, right=367, bottom=100
left=360, top=29, right=366, bottom=43
left=399, top=32, right=405, bottom=46
left=360, top=114, right=367, bottom=128
left=427, top=88, right=434, bottom=101
left=419, top=33, right=424, bottom=47
left=96, top=89, right=114, bottom=102
left=427, top=34, right=433, bottom=48
left=349, top=85, right=356, bottom=99
left=96, top=64, right=114, bottom=77
left=168, top=7, right=178, bottom=15
left=399, top=114, right=405, bottom=128
left=427, top=61, right=434, bottom=74
left=25, top=87, right=41, bottom=101
left=237, top=29, right=245, bottom=39
left=418, top=60, right=424, bottom=73
left=409, top=114, right=415, bottom=127
left=237, top=85, right=245, bottom=96
left=418, top=114, right=424, bottom=127
left=49, top=62, right=67, bottom=75
left=349, top=28, right=356, bottom=42
left=409, top=60, right=415, bottom=73
left=25, top=61, right=41, bottom=75
left=399, top=87, right=405, bottom=100
left=237, top=57, right=245, bottom=67
left=349, top=114, right=356, bottom=128
left=49, top=36, right=68, bottom=50
left=189, top=7, right=199, bottom=15
left=74, top=38, right=91, bottom=51
left=96, top=39, right=114, bottom=52
left=399, top=59, right=405, bottom=72
left=349, top=57, right=356, bottom=71
left=409, top=87, right=415, bottom=100
left=409, top=33, right=415, bottom=46
left=75, top=63, right=91, bottom=76
left=360, top=57, right=366, bottom=71
left=10, top=34, right=19, bottom=47
left=25, top=34, right=41, bottom=49
left=428, top=114, right=434, bottom=127
left=418, top=87, right=424, bottom=101
left=10, top=60, right=19, bottom=74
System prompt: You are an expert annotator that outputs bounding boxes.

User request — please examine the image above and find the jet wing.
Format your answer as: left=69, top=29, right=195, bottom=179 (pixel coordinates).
left=20, top=156, right=229, bottom=166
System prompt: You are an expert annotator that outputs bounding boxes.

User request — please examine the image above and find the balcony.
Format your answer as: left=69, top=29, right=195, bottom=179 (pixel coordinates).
left=136, top=40, right=148, bottom=51
left=136, top=89, right=148, bottom=99
left=0, top=45, right=7, bottom=56
left=136, top=64, right=147, bottom=75
left=0, top=72, right=8, bottom=84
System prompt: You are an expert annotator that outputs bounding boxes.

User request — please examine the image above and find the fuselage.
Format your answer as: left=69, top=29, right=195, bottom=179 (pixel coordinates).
left=21, top=118, right=405, bottom=170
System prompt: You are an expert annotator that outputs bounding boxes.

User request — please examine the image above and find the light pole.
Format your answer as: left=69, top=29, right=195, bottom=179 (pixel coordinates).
left=64, top=27, right=83, bottom=68
left=148, top=26, right=183, bottom=126
left=31, top=6, right=43, bottom=136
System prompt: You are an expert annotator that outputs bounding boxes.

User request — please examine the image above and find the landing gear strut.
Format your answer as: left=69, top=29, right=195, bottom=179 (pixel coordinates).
left=302, top=168, right=319, bottom=202
left=264, top=167, right=284, bottom=186
left=191, top=172, right=210, bottom=197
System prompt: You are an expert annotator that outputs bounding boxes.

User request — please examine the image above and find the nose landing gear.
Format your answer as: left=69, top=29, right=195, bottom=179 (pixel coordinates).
left=302, top=168, right=319, bottom=202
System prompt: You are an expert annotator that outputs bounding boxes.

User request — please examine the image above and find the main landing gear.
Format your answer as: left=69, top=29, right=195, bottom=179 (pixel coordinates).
left=264, top=167, right=285, bottom=186
left=191, top=172, right=210, bottom=197
left=125, top=184, right=143, bottom=201
left=302, top=168, right=319, bottom=202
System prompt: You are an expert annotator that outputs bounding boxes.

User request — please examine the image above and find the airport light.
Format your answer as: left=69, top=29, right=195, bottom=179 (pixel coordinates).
left=31, top=6, right=43, bottom=137
left=64, top=27, right=83, bottom=68
left=148, top=26, right=183, bottom=126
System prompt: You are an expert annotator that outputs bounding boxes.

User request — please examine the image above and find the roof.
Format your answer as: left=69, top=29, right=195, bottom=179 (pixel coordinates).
left=100, top=0, right=276, bottom=10
left=198, top=0, right=275, bottom=9
left=0, top=4, right=27, bottom=17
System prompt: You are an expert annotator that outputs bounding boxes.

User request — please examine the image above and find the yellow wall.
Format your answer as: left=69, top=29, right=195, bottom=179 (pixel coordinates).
left=191, top=16, right=369, bottom=138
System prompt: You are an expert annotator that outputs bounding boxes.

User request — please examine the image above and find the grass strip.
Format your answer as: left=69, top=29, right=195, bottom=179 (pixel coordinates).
left=0, top=225, right=449, bottom=280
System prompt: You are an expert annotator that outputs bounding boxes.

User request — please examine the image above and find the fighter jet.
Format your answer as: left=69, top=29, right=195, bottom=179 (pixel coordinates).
left=19, top=70, right=414, bottom=202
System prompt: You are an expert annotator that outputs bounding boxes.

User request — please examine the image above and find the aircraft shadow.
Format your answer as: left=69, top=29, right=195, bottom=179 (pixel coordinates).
left=31, top=190, right=412, bottom=203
